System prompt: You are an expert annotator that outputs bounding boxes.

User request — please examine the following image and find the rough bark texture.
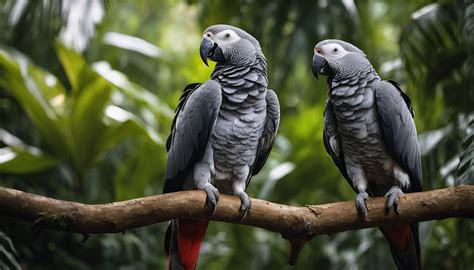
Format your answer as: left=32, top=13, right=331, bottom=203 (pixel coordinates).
left=1, top=185, right=473, bottom=235
left=1, top=185, right=473, bottom=263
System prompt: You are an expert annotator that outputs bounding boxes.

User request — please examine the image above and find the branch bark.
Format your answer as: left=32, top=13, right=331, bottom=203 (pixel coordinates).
left=1, top=185, right=473, bottom=263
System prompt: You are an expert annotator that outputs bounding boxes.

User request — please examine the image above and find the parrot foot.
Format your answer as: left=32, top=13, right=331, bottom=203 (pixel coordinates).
left=355, top=191, right=369, bottom=218
left=385, top=186, right=404, bottom=214
left=235, top=191, right=251, bottom=219
left=201, top=183, right=220, bottom=214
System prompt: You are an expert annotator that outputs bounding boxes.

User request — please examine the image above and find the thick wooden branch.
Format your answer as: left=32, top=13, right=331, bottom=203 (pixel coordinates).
left=1, top=185, right=473, bottom=263
left=1, top=185, right=473, bottom=235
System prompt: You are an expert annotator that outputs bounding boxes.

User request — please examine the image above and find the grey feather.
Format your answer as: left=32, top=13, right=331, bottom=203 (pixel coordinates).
left=163, top=80, right=222, bottom=193
left=250, top=89, right=280, bottom=178
left=374, top=80, right=422, bottom=192
left=323, top=99, right=353, bottom=190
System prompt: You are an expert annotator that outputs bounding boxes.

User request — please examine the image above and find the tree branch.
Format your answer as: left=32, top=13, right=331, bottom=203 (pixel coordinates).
left=1, top=185, right=473, bottom=264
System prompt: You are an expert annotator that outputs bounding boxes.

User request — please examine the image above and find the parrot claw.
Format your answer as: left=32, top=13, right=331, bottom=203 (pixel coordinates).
left=236, top=191, right=251, bottom=219
left=202, top=183, right=220, bottom=214
left=355, top=191, right=369, bottom=218
left=385, top=186, right=404, bottom=214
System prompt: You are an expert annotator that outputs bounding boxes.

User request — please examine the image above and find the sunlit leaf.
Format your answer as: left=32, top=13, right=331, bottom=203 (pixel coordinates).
left=92, top=61, right=174, bottom=123
left=0, top=128, right=57, bottom=173
left=103, top=105, right=163, bottom=147
left=0, top=146, right=57, bottom=174
left=68, top=74, right=111, bottom=170
left=55, top=42, right=88, bottom=90
left=103, top=32, right=164, bottom=58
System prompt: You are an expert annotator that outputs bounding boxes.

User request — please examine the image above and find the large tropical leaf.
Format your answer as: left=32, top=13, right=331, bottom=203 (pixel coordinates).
left=456, top=117, right=474, bottom=185
left=1, top=43, right=167, bottom=177
left=400, top=2, right=470, bottom=123
left=0, top=46, right=70, bottom=158
left=55, top=42, right=88, bottom=90
left=92, top=61, right=174, bottom=128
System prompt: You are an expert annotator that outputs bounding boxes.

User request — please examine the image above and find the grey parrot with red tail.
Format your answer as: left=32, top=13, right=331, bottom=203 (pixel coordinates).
left=163, top=24, right=280, bottom=270
left=312, top=39, right=422, bottom=270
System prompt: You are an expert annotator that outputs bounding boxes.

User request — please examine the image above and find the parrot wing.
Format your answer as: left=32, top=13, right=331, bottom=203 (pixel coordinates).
left=323, top=99, right=354, bottom=191
left=163, top=80, right=222, bottom=193
left=250, top=89, right=280, bottom=179
left=374, top=80, right=422, bottom=192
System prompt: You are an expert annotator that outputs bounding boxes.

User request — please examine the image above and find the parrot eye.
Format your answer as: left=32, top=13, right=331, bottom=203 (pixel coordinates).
left=216, top=30, right=239, bottom=43
left=333, top=47, right=338, bottom=52
left=206, top=33, right=211, bottom=37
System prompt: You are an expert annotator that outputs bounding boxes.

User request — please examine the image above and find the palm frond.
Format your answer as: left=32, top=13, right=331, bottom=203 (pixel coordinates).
left=456, top=116, right=474, bottom=185
left=400, top=3, right=465, bottom=92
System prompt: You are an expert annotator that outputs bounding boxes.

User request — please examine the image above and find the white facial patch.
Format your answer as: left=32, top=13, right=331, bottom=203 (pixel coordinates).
left=316, top=43, right=350, bottom=59
left=213, top=29, right=241, bottom=44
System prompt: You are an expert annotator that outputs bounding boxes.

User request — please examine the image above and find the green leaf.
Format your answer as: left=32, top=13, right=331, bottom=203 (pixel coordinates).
left=0, top=128, right=57, bottom=174
left=0, top=47, right=70, bottom=158
left=55, top=42, right=87, bottom=90
left=68, top=75, right=112, bottom=170
left=92, top=61, right=174, bottom=125
left=0, top=146, right=57, bottom=174
left=101, top=107, right=165, bottom=201
left=102, top=105, right=163, bottom=148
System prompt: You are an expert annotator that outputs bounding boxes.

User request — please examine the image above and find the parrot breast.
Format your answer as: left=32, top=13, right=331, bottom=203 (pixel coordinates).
left=331, top=71, right=397, bottom=195
left=209, top=59, right=268, bottom=192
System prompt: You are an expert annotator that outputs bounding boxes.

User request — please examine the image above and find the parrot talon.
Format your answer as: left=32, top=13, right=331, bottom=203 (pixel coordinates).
left=385, top=186, right=404, bottom=214
left=355, top=191, right=369, bottom=218
left=236, top=191, right=251, bottom=219
left=201, top=183, right=220, bottom=214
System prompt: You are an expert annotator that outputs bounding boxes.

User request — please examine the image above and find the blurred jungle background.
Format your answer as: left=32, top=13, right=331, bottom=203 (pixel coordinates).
left=0, top=0, right=473, bottom=269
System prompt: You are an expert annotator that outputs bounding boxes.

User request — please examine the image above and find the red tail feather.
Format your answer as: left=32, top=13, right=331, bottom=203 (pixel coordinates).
left=382, top=224, right=411, bottom=250
left=177, top=218, right=209, bottom=270
left=380, top=223, right=421, bottom=270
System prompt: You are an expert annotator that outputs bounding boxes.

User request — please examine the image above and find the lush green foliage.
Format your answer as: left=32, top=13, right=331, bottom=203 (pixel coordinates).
left=0, top=0, right=472, bottom=269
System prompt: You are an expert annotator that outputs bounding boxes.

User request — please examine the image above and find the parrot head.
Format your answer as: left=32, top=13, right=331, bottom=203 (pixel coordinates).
left=312, top=39, right=368, bottom=80
left=200, top=24, right=263, bottom=66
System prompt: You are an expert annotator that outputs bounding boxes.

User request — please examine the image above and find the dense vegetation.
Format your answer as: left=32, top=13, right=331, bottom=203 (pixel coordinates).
left=0, top=0, right=472, bottom=269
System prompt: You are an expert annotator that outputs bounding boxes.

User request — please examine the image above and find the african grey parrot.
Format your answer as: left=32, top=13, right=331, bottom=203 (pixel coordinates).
left=163, top=24, right=280, bottom=270
left=311, top=39, right=422, bottom=270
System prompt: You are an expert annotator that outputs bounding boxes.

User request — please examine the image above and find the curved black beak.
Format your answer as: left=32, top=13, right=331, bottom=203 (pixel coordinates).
left=200, top=38, right=215, bottom=67
left=312, top=53, right=331, bottom=79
